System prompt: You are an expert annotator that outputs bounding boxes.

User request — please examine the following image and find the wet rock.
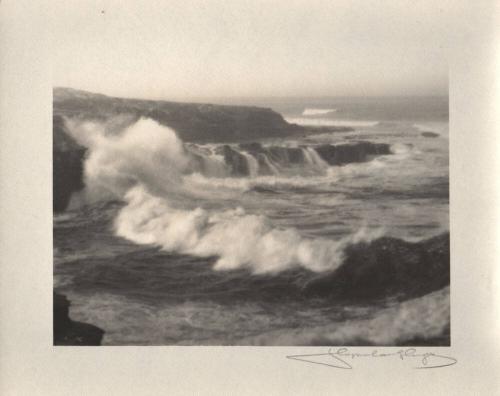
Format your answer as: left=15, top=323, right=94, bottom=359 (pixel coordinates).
left=304, top=233, right=450, bottom=302
left=54, top=292, right=104, bottom=346
left=53, top=116, right=86, bottom=213
left=314, top=142, right=391, bottom=165
left=218, top=145, right=250, bottom=176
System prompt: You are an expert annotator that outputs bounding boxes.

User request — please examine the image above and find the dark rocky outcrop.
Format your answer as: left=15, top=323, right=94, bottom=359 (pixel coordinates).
left=421, top=131, right=440, bottom=138
left=54, top=292, right=104, bottom=346
left=304, top=232, right=449, bottom=302
left=267, top=146, right=305, bottom=164
left=53, top=115, right=86, bottom=212
left=218, top=145, right=250, bottom=176
left=218, top=141, right=394, bottom=177
left=314, top=142, right=391, bottom=166
left=240, top=142, right=304, bottom=163
left=241, top=141, right=392, bottom=168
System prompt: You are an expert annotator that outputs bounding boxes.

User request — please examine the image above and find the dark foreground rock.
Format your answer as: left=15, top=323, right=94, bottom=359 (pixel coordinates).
left=304, top=233, right=449, bottom=302
left=53, top=116, right=86, bottom=212
left=54, top=292, right=104, bottom=346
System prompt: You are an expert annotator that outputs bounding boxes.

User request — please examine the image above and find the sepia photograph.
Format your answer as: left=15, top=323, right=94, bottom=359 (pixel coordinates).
left=52, top=1, right=451, bottom=347
left=2, top=0, right=500, bottom=394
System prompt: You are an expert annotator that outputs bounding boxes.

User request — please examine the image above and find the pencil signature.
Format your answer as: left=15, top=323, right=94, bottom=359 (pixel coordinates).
left=287, top=348, right=457, bottom=369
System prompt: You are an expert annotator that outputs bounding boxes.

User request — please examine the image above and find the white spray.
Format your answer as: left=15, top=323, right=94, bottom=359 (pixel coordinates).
left=69, top=117, right=384, bottom=274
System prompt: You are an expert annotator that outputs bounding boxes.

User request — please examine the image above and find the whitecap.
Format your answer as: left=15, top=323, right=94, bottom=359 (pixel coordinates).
left=302, top=108, right=337, bottom=116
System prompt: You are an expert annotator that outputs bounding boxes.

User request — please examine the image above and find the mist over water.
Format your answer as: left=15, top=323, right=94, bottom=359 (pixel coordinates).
left=54, top=96, right=449, bottom=345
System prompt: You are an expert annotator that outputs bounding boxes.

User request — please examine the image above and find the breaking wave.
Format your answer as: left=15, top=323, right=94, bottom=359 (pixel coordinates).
left=67, top=117, right=393, bottom=274
left=115, top=186, right=384, bottom=274
left=302, top=108, right=337, bottom=116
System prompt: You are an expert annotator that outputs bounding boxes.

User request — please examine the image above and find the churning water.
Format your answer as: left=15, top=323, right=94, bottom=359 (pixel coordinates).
left=54, top=96, right=449, bottom=345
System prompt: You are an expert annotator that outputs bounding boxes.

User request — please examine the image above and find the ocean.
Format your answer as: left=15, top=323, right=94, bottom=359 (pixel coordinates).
left=54, top=96, right=449, bottom=345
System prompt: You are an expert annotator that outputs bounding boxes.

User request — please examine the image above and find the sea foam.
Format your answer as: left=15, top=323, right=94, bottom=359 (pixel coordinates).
left=74, top=117, right=385, bottom=274
left=242, top=286, right=450, bottom=345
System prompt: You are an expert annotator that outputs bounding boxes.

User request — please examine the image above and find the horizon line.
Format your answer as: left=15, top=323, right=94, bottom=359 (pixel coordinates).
left=53, top=86, right=449, bottom=102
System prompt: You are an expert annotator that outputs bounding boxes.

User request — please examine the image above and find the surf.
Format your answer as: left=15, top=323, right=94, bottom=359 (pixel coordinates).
left=302, top=108, right=337, bottom=116
left=61, top=117, right=404, bottom=274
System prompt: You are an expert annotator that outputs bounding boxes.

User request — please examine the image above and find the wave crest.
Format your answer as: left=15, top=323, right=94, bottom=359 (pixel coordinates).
left=116, top=185, right=384, bottom=274
left=68, top=117, right=395, bottom=274
left=65, top=119, right=386, bottom=273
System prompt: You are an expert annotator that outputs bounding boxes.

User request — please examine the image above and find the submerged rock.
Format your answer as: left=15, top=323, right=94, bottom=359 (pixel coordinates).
left=304, top=233, right=449, bottom=302
left=421, top=131, right=440, bottom=138
left=54, top=292, right=104, bottom=346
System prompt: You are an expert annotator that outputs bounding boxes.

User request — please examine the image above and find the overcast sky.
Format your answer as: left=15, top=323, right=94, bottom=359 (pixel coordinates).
left=52, top=0, right=461, bottom=100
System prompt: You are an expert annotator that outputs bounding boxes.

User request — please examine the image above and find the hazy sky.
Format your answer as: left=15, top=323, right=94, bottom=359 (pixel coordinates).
left=52, top=0, right=458, bottom=99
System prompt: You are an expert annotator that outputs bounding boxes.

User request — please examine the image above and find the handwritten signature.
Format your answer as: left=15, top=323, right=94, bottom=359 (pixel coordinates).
left=287, top=348, right=457, bottom=369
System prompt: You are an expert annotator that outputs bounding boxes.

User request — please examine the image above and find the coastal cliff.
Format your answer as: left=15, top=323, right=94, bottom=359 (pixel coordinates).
left=54, top=87, right=300, bottom=142
left=53, top=87, right=303, bottom=211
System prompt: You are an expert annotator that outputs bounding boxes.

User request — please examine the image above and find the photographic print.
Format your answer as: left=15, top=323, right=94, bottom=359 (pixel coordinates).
left=52, top=1, right=450, bottom=347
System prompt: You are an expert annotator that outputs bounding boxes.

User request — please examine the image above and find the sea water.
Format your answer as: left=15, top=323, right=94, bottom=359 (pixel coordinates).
left=54, top=96, right=449, bottom=345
